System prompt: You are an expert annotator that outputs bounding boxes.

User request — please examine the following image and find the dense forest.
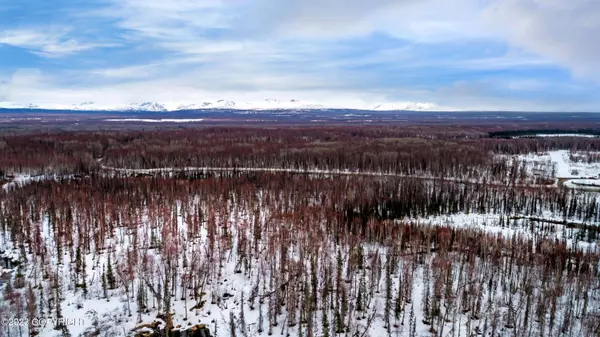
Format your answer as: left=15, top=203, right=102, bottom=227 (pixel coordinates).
left=3, top=126, right=600, bottom=177
left=1, top=126, right=599, bottom=337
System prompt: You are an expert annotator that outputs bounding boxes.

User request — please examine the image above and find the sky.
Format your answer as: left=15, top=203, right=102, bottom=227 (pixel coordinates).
left=0, top=0, right=599, bottom=111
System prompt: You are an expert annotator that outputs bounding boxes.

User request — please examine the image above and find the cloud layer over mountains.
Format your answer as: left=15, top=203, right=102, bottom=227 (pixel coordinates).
left=0, top=0, right=599, bottom=111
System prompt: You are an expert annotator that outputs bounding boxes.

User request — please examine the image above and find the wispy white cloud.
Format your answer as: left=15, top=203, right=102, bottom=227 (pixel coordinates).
left=98, top=0, right=231, bottom=45
left=453, top=54, right=554, bottom=71
left=89, top=64, right=160, bottom=80
left=1, top=0, right=599, bottom=110
left=232, top=0, right=492, bottom=42
left=0, top=27, right=115, bottom=57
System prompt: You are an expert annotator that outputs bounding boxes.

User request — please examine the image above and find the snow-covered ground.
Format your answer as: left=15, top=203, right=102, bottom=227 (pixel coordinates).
left=564, top=179, right=600, bottom=191
left=513, top=134, right=598, bottom=138
left=1, top=174, right=63, bottom=192
left=514, top=149, right=600, bottom=179
left=403, top=213, right=598, bottom=251
left=501, top=150, right=600, bottom=189
left=3, top=200, right=596, bottom=337
left=2, top=155, right=600, bottom=337
left=549, top=150, right=599, bottom=178
left=534, top=133, right=598, bottom=138
left=0, top=194, right=443, bottom=337
left=569, top=179, right=600, bottom=187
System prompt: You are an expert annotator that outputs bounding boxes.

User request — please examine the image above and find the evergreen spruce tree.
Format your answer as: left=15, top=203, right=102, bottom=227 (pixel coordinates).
left=357, top=246, right=364, bottom=270
left=356, top=289, right=363, bottom=313
left=422, top=266, right=431, bottom=325
left=298, top=299, right=304, bottom=337
left=409, top=305, right=416, bottom=337
left=384, top=258, right=392, bottom=331
left=38, top=283, right=45, bottom=317
left=334, top=308, right=343, bottom=334
left=258, top=295, right=264, bottom=334
left=14, top=263, right=26, bottom=288
left=106, top=256, right=116, bottom=290
left=81, top=276, right=88, bottom=298
left=101, top=268, right=108, bottom=300
left=230, top=312, right=237, bottom=337
left=75, top=247, right=82, bottom=276
left=322, top=304, right=330, bottom=337
left=240, top=293, right=247, bottom=337
left=81, top=248, right=88, bottom=298
left=356, top=274, right=366, bottom=314
left=137, top=284, right=145, bottom=323
left=54, top=276, right=64, bottom=330
left=340, top=285, right=348, bottom=332
left=3, top=277, right=13, bottom=300
left=268, top=295, right=273, bottom=336
left=19, top=245, right=27, bottom=265
left=394, top=273, right=403, bottom=327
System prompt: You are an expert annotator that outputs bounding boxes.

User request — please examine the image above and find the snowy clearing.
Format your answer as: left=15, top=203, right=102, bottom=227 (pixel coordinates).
left=500, top=149, right=600, bottom=189
left=513, top=134, right=598, bottom=138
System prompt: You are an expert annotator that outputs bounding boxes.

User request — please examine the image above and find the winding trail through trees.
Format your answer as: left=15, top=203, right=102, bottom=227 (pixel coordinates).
left=99, top=162, right=559, bottom=190
left=2, top=162, right=592, bottom=193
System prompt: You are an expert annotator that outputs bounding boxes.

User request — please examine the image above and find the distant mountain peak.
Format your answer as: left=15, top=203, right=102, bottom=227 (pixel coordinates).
left=372, top=102, right=439, bottom=111
left=214, top=100, right=236, bottom=107
left=124, top=102, right=167, bottom=112
left=0, top=99, right=446, bottom=112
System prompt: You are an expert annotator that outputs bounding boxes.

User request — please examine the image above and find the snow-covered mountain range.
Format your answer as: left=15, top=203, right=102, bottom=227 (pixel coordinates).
left=372, top=102, right=438, bottom=111
left=0, top=99, right=448, bottom=112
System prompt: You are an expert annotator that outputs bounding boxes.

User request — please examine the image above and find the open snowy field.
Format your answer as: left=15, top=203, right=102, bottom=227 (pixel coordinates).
left=404, top=212, right=599, bottom=251
left=500, top=150, right=600, bottom=189
left=512, top=134, right=599, bottom=139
